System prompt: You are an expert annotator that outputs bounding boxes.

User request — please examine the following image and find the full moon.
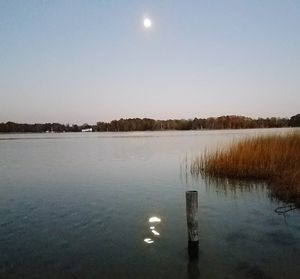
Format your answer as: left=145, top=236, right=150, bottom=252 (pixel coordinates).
left=143, top=18, right=152, bottom=29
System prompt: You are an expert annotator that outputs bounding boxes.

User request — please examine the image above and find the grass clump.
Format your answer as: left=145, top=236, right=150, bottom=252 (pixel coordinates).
left=193, top=132, right=300, bottom=206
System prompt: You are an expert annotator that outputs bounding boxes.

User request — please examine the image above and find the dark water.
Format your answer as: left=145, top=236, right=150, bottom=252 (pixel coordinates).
left=0, top=129, right=299, bottom=278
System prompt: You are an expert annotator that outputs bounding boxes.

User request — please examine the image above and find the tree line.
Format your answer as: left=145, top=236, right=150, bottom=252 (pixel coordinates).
left=1, top=115, right=299, bottom=133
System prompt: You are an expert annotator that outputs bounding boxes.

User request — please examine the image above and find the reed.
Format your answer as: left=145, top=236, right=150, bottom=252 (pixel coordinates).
left=192, top=132, right=300, bottom=205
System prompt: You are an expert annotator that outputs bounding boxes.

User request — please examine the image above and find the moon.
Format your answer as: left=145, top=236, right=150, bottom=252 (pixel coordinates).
left=143, top=18, right=152, bottom=29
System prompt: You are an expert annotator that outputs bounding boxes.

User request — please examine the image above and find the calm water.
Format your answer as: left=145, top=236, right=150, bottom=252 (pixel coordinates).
left=0, top=128, right=299, bottom=279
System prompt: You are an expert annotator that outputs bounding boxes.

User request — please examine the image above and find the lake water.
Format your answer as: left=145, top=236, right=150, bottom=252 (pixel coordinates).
left=0, top=128, right=299, bottom=278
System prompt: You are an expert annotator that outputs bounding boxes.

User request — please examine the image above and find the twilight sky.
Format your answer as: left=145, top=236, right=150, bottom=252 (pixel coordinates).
left=0, top=0, right=299, bottom=124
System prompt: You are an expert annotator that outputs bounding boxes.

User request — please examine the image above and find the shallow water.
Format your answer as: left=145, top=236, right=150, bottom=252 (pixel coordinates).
left=0, top=128, right=299, bottom=278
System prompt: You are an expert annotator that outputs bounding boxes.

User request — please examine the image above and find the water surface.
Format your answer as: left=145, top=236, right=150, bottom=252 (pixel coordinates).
left=0, top=128, right=299, bottom=278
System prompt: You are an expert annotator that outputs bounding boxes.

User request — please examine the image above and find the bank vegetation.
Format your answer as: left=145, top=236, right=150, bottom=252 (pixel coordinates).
left=192, top=132, right=300, bottom=206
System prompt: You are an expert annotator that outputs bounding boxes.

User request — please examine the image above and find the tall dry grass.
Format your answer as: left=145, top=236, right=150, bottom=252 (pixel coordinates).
left=193, top=132, right=300, bottom=205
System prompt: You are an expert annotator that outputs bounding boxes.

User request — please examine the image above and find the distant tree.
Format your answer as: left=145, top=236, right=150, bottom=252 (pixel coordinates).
left=289, top=114, right=300, bottom=127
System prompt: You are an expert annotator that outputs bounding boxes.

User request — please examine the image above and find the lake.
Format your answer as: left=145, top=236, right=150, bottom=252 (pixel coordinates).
left=0, top=128, right=299, bottom=278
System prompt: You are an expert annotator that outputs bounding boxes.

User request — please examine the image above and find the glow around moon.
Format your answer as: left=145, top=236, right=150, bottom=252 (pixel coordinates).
left=143, top=18, right=152, bottom=29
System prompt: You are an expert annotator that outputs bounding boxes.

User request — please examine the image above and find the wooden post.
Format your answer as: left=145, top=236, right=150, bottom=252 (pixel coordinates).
left=186, top=190, right=199, bottom=257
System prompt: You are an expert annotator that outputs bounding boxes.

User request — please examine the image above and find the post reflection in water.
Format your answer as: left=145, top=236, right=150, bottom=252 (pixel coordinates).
left=187, top=257, right=201, bottom=279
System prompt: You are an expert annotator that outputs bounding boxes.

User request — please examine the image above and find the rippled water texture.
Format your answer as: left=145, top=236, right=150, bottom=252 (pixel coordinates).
left=0, top=129, right=299, bottom=278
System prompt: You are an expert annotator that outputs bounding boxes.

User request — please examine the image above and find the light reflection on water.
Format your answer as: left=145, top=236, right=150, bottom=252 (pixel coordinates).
left=0, top=129, right=299, bottom=278
left=149, top=216, right=161, bottom=223
left=144, top=216, right=162, bottom=244
left=144, top=238, right=154, bottom=244
left=151, top=229, right=160, bottom=236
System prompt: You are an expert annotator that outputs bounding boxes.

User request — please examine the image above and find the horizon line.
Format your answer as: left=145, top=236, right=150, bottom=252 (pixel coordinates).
left=1, top=114, right=297, bottom=126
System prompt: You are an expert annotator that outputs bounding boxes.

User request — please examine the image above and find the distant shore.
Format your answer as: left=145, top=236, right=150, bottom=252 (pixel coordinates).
left=1, top=114, right=299, bottom=133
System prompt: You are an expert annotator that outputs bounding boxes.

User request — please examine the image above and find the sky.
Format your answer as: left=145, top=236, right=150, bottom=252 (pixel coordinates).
left=0, top=0, right=299, bottom=124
